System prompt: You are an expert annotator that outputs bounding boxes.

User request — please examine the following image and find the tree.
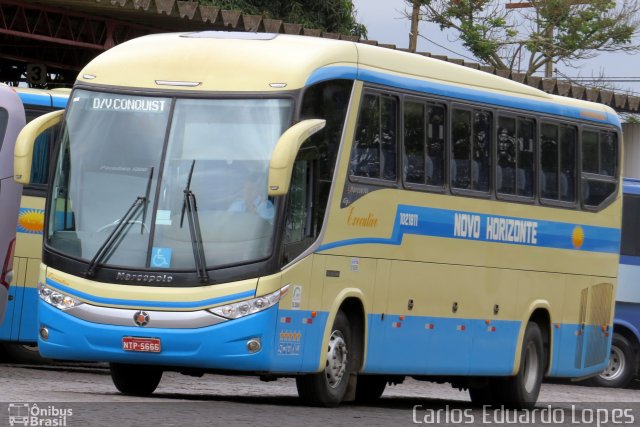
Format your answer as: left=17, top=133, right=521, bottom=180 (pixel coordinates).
left=405, top=0, right=640, bottom=77
left=199, top=0, right=367, bottom=37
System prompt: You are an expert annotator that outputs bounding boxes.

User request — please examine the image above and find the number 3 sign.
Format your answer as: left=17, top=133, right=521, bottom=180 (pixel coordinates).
left=26, top=63, right=47, bottom=84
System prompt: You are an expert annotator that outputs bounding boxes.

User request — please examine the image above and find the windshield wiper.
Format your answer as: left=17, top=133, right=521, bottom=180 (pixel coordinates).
left=86, top=167, right=154, bottom=278
left=180, top=160, right=209, bottom=283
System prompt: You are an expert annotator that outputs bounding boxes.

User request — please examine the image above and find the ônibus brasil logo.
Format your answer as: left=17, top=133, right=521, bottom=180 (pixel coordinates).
left=7, top=403, right=72, bottom=426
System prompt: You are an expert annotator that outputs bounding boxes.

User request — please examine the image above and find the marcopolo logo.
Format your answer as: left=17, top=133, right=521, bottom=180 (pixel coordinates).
left=115, top=272, right=173, bottom=283
left=7, top=403, right=73, bottom=426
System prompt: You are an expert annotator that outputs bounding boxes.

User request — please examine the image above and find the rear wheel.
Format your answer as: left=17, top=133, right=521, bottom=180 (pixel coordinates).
left=588, top=333, right=636, bottom=388
left=110, top=363, right=163, bottom=396
left=494, top=322, right=545, bottom=410
left=296, top=311, right=354, bottom=407
left=354, top=375, right=387, bottom=403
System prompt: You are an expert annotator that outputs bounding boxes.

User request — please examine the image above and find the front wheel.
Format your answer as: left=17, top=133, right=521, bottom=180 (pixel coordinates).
left=296, top=311, right=354, bottom=407
left=494, top=322, right=545, bottom=410
left=588, top=333, right=637, bottom=388
left=110, top=363, right=162, bottom=396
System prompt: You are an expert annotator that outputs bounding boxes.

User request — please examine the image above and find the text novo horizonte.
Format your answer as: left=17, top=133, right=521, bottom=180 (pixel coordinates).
left=454, top=213, right=538, bottom=245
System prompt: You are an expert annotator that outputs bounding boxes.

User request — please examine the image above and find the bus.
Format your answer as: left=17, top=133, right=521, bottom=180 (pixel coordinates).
left=588, top=178, right=640, bottom=388
left=15, top=32, right=621, bottom=408
left=0, top=88, right=68, bottom=362
left=0, top=85, right=26, bottom=326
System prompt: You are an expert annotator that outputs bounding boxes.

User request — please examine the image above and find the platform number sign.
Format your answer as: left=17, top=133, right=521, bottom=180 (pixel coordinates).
left=26, top=63, right=47, bottom=84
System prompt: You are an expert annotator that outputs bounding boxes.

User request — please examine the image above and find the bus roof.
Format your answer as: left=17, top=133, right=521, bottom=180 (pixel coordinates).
left=77, top=31, right=619, bottom=127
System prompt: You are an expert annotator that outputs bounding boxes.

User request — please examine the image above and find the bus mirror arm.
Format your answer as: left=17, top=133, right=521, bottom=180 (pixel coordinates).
left=268, top=119, right=326, bottom=196
left=14, top=110, right=64, bottom=185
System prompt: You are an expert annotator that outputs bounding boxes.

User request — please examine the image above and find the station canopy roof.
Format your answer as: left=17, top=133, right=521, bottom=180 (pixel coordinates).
left=1, top=0, right=638, bottom=114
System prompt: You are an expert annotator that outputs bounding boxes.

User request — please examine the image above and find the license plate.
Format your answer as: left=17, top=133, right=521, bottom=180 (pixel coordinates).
left=122, top=337, right=161, bottom=353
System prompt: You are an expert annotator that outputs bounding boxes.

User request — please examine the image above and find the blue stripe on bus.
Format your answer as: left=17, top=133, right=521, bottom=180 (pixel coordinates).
left=318, top=205, right=620, bottom=253
left=306, top=66, right=620, bottom=127
left=17, top=92, right=52, bottom=107
left=45, top=278, right=255, bottom=309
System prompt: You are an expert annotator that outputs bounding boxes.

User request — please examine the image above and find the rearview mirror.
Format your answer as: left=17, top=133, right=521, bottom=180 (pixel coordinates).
left=14, top=110, right=63, bottom=184
left=268, top=119, right=326, bottom=196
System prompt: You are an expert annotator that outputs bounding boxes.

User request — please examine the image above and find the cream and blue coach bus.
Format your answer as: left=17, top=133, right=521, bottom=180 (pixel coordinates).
left=15, top=32, right=621, bottom=408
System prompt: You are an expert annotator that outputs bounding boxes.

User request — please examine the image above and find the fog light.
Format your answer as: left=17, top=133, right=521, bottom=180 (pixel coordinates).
left=247, top=338, right=261, bottom=353
left=39, top=326, right=49, bottom=340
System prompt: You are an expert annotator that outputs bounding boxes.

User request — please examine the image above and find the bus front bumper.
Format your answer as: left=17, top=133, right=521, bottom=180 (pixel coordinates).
left=37, top=299, right=282, bottom=371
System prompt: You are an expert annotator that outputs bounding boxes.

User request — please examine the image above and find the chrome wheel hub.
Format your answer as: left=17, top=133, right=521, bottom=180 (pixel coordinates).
left=325, top=330, right=348, bottom=388
left=599, top=345, right=625, bottom=381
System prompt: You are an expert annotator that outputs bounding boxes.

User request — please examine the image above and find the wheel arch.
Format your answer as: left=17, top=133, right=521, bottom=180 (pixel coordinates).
left=513, top=301, right=552, bottom=376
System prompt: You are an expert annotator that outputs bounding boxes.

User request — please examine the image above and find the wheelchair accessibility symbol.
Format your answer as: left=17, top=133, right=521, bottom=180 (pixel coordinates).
left=151, top=247, right=172, bottom=268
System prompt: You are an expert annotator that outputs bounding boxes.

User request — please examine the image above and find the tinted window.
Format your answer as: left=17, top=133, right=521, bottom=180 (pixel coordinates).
left=497, top=116, right=536, bottom=197
left=403, top=101, right=446, bottom=187
left=404, top=101, right=426, bottom=184
left=451, top=109, right=472, bottom=189
left=582, top=130, right=618, bottom=208
left=350, top=93, right=398, bottom=181
left=301, top=80, right=353, bottom=234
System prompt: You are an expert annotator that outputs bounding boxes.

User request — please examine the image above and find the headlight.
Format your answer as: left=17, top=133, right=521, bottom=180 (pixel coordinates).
left=38, top=282, right=83, bottom=310
left=209, top=284, right=290, bottom=319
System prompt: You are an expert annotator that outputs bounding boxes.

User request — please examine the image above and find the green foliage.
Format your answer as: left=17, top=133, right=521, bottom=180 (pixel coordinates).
left=409, top=0, right=640, bottom=77
left=197, top=0, right=366, bottom=37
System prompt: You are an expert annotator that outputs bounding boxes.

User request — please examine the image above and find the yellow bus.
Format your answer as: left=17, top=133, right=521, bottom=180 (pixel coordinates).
left=15, top=32, right=621, bottom=408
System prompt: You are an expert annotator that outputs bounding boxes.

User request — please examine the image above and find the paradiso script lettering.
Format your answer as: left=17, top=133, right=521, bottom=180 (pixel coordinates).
left=91, top=98, right=166, bottom=112
left=454, top=213, right=538, bottom=245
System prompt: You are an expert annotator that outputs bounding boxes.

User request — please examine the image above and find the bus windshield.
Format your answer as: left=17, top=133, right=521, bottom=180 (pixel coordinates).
left=47, top=90, right=293, bottom=271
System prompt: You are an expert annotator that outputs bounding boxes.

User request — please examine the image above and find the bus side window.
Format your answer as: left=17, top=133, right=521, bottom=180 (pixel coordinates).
left=540, top=123, right=559, bottom=200
left=451, top=109, right=471, bottom=190
left=560, top=126, right=577, bottom=202
left=540, top=122, right=577, bottom=204
left=427, top=105, right=446, bottom=186
left=351, top=94, right=380, bottom=178
left=517, top=118, right=536, bottom=197
left=25, top=109, right=60, bottom=186
left=350, top=93, right=398, bottom=182
left=582, top=130, right=618, bottom=208
left=403, top=100, right=426, bottom=185
left=497, top=117, right=516, bottom=195
left=282, top=159, right=315, bottom=264
left=471, top=110, right=491, bottom=192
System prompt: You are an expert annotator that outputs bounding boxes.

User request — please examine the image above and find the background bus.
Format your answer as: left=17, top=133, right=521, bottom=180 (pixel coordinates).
left=0, top=87, right=68, bottom=362
left=16, top=32, right=621, bottom=409
left=0, top=84, right=26, bottom=327
left=588, top=178, right=640, bottom=388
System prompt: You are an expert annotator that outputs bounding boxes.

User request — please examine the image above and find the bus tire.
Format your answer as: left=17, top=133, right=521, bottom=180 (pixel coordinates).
left=588, top=333, right=636, bottom=389
left=354, top=375, right=387, bottom=403
left=110, top=363, right=162, bottom=396
left=495, top=321, right=544, bottom=410
left=296, top=311, right=353, bottom=407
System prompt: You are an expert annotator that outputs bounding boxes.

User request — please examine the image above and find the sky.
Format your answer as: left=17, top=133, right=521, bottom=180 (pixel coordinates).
left=352, top=0, right=640, bottom=96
